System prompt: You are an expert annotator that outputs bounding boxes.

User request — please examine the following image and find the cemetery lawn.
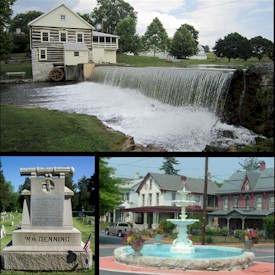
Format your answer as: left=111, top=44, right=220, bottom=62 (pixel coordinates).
left=0, top=105, right=127, bottom=152
left=0, top=214, right=95, bottom=274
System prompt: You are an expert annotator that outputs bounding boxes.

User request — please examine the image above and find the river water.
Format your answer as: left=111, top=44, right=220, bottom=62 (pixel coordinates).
left=1, top=81, right=258, bottom=151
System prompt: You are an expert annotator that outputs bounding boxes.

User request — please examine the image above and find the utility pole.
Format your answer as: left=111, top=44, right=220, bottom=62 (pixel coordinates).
left=201, top=157, right=208, bottom=245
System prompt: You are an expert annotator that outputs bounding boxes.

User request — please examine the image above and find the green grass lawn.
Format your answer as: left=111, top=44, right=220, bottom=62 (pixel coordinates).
left=0, top=105, right=127, bottom=152
left=0, top=213, right=95, bottom=274
left=117, top=52, right=273, bottom=68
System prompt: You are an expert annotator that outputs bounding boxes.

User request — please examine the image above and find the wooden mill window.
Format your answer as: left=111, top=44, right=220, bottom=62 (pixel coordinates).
left=41, top=31, right=49, bottom=42
left=60, top=31, right=67, bottom=42
left=77, top=32, right=84, bottom=42
left=39, top=48, right=47, bottom=60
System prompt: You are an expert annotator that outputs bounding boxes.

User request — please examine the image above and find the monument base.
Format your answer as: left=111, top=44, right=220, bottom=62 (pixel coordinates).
left=2, top=245, right=92, bottom=271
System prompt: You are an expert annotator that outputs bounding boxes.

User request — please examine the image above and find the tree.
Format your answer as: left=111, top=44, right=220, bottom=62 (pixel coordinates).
left=181, top=23, right=199, bottom=41
left=159, top=157, right=180, bottom=175
left=77, top=176, right=93, bottom=211
left=114, top=16, right=140, bottom=54
left=238, top=157, right=261, bottom=171
left=142, top=17, right=170, bottom=58
left=0, top=0, right=16, bottom=59
left=99, top=158, right=123, bottom=216
left=10, top=10, right=43, bottom=53
left=169, top=24, right=198, bottom=59
left=0, top=162, right=10, bottom=211
left=77, top=12, right=94, bottom=26
left=203, top=45, right=210, bottom=52
left=65, top=175, right=78, bottom=211
left=18, top=177, right=31, bottom=209
left=92, top=0, right=137, bottom=33
left=213, top=32, right=252, bottom=62
left=250, top=36, right=274, bottom=61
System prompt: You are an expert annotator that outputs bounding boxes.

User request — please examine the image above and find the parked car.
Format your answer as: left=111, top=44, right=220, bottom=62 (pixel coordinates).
left=105, top=222, right=131, bottom=237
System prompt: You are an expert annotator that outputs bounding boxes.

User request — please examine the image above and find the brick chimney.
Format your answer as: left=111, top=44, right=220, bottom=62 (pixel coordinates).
left=260, top=161, right=266, bottom=171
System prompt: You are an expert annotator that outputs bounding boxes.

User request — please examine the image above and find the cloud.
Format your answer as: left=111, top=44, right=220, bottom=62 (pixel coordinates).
left=12, top=0, right=273, bottom=48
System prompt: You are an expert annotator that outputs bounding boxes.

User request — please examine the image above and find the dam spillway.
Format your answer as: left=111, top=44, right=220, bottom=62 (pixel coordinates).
left=91, top=66, right=235, bottom=115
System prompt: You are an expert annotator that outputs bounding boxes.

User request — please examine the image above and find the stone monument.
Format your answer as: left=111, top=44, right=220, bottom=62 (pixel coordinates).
left=2, top=167, right=92, bottom=271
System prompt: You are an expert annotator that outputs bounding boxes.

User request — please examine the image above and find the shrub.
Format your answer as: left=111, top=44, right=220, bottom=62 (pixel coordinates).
left=206, top=235, right=213, bottom=243
left=263, top=216, right=274, bottom=239
left=220, top=227, right=229, bottom=236
left=159, top=220, right=176, bottom=234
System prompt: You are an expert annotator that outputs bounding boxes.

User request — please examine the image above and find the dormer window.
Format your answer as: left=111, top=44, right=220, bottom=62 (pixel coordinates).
left=60, top=14, right=66, bottom=20
left=245, top=181, right=249, bottom=190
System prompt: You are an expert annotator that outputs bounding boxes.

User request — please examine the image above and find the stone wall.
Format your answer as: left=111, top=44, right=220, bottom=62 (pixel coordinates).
left=222, top=62, right=274, bottom=138
left=32, top=49, right=54, bottom=82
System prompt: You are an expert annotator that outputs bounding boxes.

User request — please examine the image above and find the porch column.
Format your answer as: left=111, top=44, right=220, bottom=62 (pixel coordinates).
left=113, top=209, right=116, bottom=222
left=242, top=218, right=245, bottom=229
left=144, top=212, right=148, bottom=229
left=227, top=217, right=230, bottom=231
left=153, top=212, right=157, bottom=224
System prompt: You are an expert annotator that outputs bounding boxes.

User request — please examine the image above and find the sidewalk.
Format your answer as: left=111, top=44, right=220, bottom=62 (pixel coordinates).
left=100, top=256, right=274, bottom=275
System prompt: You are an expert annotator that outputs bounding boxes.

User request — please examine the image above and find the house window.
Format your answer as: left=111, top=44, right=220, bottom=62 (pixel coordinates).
left=245, top=181, right=250, bottom=190
left=171, top=192, right=176, bottom=201
left=124, top=192, right=129, bottom=202
left=148, top=194, right=152, bottom=206
left=269, top=196, right=274, bottom=209
left=149, top=179, right=152, bottom=190
left=60, top=14, right=66, bottom=20
left=142, top=194, right=145, bottom=207
left=41, top=31, right=49, bottom=42
left=112, top=37, right=116, bottom=43
left=77, top=32, right=84, bottom=42
left=74, top=51, right=79, bottom=57
left=106, top=37, right=111, bottom=43
left=194, top=195, right=200, bottom=206
left=39, top=48, right=47, bottom=60
left=100, top=37, right=104, bottom=43
left=223, top=197, right=228, bottom=210
left=256, top=196, right=262, bottom=209
left=60, top=31, right=67, bottom=42
left=93, top=36, right=98, bottom=43
left=156, top=193, right=159, bottom=206
left=245, top=195, right=250, bottom=207
left=233, top=196, right=238, bottom=208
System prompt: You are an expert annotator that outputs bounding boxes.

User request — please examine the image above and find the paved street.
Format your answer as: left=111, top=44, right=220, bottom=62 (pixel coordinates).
left=99, top=232, right=274, bottom=275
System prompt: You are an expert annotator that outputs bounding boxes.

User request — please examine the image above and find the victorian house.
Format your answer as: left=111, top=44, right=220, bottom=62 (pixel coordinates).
left=208, top=161, right=274, bottom=232
left=105, top=172, right=219, bottom=229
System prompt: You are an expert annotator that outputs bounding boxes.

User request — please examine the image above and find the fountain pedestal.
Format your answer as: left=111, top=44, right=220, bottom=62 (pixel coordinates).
left=168, top=178, right=199, bottom=254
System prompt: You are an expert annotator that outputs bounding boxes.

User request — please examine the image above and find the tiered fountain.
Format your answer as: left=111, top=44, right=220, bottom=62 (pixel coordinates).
left=167, top=176, right=199, bottom=253
left=114, top=176, right=254, bottom=271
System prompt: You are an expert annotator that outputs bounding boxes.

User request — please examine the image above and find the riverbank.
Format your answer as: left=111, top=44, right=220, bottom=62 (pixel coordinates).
left=1, top=104, right=273, bottom=152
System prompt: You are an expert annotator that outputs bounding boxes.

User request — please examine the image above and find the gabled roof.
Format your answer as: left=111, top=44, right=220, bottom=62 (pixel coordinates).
left=138, top=172, right=218, bottom=195
left=217, top=167, right=274, bottom=194
left=28, top=4, right=94, bottom=30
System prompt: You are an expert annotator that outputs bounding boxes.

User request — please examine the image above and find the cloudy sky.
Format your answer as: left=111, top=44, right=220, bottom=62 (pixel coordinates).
left=106, top=157, right=274, bottom=182
left=12, top=0, right=273, bottom=49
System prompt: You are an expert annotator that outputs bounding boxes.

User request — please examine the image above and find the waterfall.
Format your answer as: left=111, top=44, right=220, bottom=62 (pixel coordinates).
left=91, top=66, right=235, bottom=115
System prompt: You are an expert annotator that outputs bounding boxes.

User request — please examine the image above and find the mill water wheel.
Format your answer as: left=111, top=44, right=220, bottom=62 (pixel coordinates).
left=50, top=67, right=64, bottom=81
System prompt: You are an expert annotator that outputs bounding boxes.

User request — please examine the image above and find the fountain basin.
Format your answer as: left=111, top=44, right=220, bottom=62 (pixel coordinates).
left=114, top=244, right=254, bottom=271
